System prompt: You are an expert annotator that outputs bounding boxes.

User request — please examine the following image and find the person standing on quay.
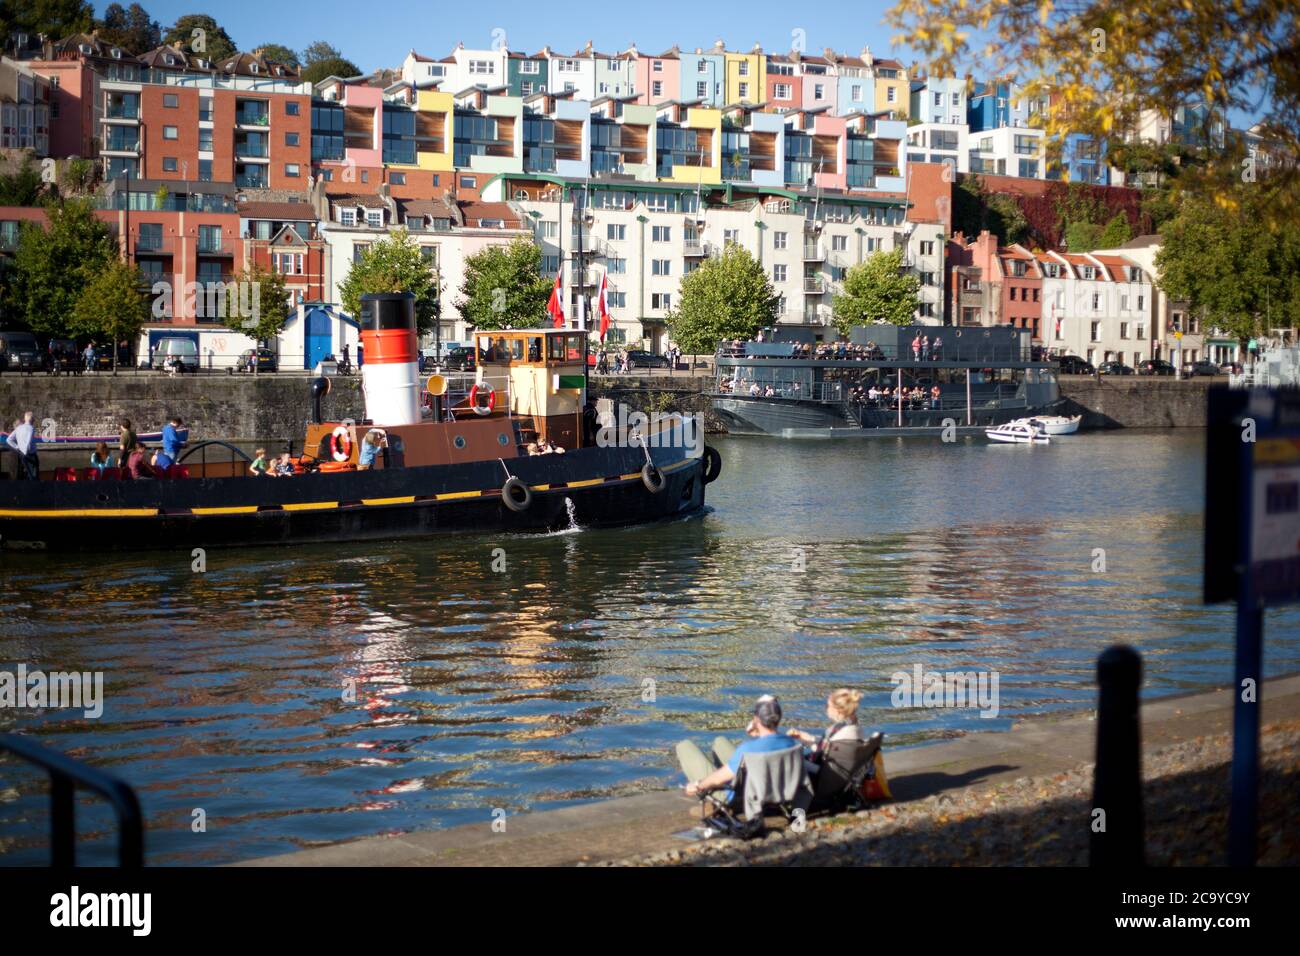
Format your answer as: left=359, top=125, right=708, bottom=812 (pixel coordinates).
left=5, top=411, right=39, bottom=480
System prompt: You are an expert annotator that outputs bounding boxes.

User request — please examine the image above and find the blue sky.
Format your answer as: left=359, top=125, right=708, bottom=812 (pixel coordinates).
left=105, top=0, right=913, bottom=72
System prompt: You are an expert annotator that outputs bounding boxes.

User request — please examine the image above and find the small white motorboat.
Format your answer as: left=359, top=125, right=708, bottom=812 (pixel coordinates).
left=1014, top=414, right=1081, bottom=436
left=986, top=421, right=1051, bottom=444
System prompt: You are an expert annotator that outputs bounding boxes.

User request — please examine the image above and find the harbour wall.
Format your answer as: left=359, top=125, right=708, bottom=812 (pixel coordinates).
left=0, top=372, right=1210, bottom=443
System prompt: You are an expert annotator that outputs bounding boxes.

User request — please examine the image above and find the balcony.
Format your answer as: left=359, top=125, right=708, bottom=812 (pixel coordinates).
left=133, top=235, right=173, bottom=256
left=104, top=102, right=139, bottom=121
left=803, top=242, right=825, bottom=262
left=197, top=237, right=232, bottom=257
left=236, top=110, right=270, bottom=128
left=803, top=277, right=825, bottom=294
left=683, top=240, right=709, bottom=257
left=234, top=142, right=269, bottom=160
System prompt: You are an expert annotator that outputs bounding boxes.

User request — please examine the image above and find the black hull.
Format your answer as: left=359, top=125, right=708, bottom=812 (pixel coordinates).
left=0, top=445, right=707, bottom=552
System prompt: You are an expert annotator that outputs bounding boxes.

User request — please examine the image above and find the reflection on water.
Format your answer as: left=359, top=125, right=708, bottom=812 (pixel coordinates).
left=1, top=430, right=1297, bottom=864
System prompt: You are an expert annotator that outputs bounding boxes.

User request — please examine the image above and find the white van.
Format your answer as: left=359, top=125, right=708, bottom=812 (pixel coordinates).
left=152, top=336, right=199, bottom=371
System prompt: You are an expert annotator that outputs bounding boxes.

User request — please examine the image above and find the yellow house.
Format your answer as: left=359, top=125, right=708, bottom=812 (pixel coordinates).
left=871, top=59, right=909, bottom=117
left=415, top=89, right=455, bottom=172
left=724, top=49, right=765, bottom=106
left=663, top=107, right=722, bottom=185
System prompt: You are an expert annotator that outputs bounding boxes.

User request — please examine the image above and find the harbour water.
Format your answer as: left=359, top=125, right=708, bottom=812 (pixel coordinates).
left=2, top=429, right=1297, bottom=865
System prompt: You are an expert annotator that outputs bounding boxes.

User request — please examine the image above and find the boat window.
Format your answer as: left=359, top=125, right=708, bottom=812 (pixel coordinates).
left=498, top=433, right=511, bottom=446
left=453, top=435, right=467, bottom=449
left=527, top=337, right=543, bottom=362
left=548, top=336, right=566, bottom=360
left=566, top=335, right=584, bottom=362
left=508, top=338, right=525, bottom=362
left=477, top=335, right=501, bottom=363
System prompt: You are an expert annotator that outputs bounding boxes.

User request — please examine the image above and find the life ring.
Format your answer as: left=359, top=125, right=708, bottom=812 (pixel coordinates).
left=701, top=446, right=722, bottom=484
left=502, top=475, right=532, bottom=512
left=469, top=383, right=495, bottom=416
left=641, top=462, right=667, bottom=494
left=330, top=425, right=352, bottom=462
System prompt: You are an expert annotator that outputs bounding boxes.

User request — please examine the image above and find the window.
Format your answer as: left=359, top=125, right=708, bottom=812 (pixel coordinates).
left=724, top=229, right=739, bottom=245
left=198, top=159, right=212, bottom=181
left=887, top=87, right=896, bottom=103
left=1120, top=322, right=1130, bottom=339
left=520, top=60, right=540, bottom=74
left=607, top=223, right=625, bottom=241
left=163, top=125, right=178, bottom=140
left=773, top=231, right=787, bottom=250
left=698, top=60, right=709, bottom=73
left=469, top=60, right=494, bottom=75
left=773, top=264, right=787, bottom=282
left=1092, top=293, right=1101, bottom=310
left=285, top=132, right=299, bottom=147
left=390, top=171, right=405, bottom=185
left=607, top=257, right=626, bottom=274
left=521, top=82, right=533, bottom=95
left=934, top=92, right=943, bottom=106
left=340, top=209, right=355, bottom=226
left=353, top=242, right=369, bottom=262
left=286, top=101, right=299, bottom=116
left=162, top=157, right=177, bottom=172
left=366, top=210, right=382, bottom=228
left=285, top=163, right=300, bottom=177
left=460, top=176, right=476, bottom=189
left=919, top=240, right=934, bottom=256
left=775, top=83, right=791, bottom=100
left=652, top=292, right=671, bottom=310
left=696, top=81, right=708, bottom=99
left=198, top=129, right=213, bottom=151
left=814, top=84, right=824, bottom=100
left=652, top=225, right=671, bottom=242
left=653, top=60, right=663, bottom=73
left=652, top=259, right=671, bottom=276
left=1137, top=295, right=1144, bottom=310
left=1091, top=321, right=1101, bottom=341
left=652, top=81, right=662, bottom=97
left=831, top=235, right=847, bottom=252
left=851, top=85, right=862, bottom=100
left=739, top=83, right=749, bottom=99
left=163, top=94, right=178, bottom=108
left=739, top=62, right=749, bottom=76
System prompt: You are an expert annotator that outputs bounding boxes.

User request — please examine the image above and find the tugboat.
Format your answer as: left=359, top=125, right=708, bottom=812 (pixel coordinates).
left=711, top=324, right=1064, bottom=438
left=0, top=293, right=717, bottom=552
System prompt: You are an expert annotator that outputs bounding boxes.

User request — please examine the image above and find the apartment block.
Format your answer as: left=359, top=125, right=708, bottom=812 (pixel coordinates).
left=0, top=56, right=51, bottom=154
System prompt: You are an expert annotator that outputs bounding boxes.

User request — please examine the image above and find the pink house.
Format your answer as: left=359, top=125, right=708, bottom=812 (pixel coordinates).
left=633, top=45, right=679, bottom=106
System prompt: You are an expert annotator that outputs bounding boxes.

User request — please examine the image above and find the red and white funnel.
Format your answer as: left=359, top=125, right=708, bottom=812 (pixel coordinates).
left=358, top=292, right=420, bottom=426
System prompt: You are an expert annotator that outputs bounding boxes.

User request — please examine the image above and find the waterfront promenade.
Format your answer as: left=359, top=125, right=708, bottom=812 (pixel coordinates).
left=239, top=673, right=1300, bottom=867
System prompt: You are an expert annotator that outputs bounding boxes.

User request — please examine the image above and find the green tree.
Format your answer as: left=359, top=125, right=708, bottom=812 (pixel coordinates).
left=255, top=43, right=299, bottom=69
left=455, top=237, right=551, bottom=332
left=12, top=199, right=116, bottom=336
left=301, top=41, right=342, bottom=65
left=0, top=155, right=47, bottom=206
left=0, top=0, right=94, bottom=38
left=163, top=14, right=236, bottom=61
left=831, top=248, right=921, bottom=335
left=97, top=3, right=161, bottom=54
left=1063, top=221, right=1103, bottom=253
left=234, top=263, right=292, bottom=345
left=72, top=259, right=148, bottom=366
left=58, top=157, right=96, bottom=195
left=1156, top=189, right=1300, bottom=344
left=341, top=228, right=440, bottom=335
left=1098, top=212, right=1133, bottom=249
left=301, top=56, right=362, bottom=85
left=666, top=243, right=778, bottom=354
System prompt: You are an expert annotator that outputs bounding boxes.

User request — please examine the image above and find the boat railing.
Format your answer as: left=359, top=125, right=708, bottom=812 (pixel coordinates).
left=0, top=732, right=143, bottom=867
left=715, top=342, right=1038, bottom=364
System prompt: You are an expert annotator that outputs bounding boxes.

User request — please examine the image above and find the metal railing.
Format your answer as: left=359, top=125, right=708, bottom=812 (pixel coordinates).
left=716, top=341, right=1039, bottom=363
left=0, top=733, right=143, bottom=867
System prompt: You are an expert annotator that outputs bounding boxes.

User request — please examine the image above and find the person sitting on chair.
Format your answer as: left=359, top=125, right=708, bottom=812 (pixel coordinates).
left=677, top=695, right=795, bottom=800
left=785, top=688, right=866, bottom=776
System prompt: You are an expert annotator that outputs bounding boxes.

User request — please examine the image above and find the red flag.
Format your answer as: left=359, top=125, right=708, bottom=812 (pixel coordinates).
left=597, top=271, right=611, bottom=342
left=547, top=271, right=565, bottom=329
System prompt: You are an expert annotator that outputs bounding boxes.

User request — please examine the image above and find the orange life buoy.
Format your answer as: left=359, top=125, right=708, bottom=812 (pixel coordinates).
left=330, top=425, right=353, bottom=462
left=469, top=383, right=496, bottom=416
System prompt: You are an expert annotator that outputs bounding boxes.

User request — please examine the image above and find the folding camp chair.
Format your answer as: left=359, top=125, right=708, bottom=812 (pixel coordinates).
left=699, top=744, right=812, bottom=839
left=808, top=731, right=884, bottom=816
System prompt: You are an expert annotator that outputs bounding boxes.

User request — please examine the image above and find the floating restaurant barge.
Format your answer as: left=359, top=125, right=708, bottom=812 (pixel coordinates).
left=711, top=325, right=1064, bottom=438
left=0, top=294, right=715, bottom=552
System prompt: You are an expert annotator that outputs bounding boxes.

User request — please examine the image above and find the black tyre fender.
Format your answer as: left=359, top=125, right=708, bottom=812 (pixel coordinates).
left=502, top=475, right=532, bottom=512
left=701, top=445, right=722, bottom=484
left=641, top=462, right=667, bottom=494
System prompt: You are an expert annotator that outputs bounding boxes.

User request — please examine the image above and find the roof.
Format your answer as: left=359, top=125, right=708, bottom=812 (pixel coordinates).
left=458, top=201, right=521, bottom=227
left=238, top=201, right=316, bottom=220
left=331, top=194, right=389, bottom=210
left=395, top=198, right=451, bottom=219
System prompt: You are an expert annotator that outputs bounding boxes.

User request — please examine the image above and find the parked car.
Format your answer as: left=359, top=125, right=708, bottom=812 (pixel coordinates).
left=151, top=336, right=200, bottom=372
left=626, top=349, right=669, bottom=370
left=237, top=347, right=278, bottom=373
left=1057, top=354, right=1096, bottom=375
left=0, top=331, right=42, bottom=372
left=45, top=338, right=81, bottom=374
left=1136, top=358, right=1176, bottom=376
left=1097, top=361, right=1135, bottom=376
left=1181, top=359, right=1221, bottom=377
left=443, top=346, right=476, bottom=371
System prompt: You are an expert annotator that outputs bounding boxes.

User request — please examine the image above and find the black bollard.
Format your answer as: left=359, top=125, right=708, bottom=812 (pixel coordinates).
left=1091, top=644, right=1144, bottom=867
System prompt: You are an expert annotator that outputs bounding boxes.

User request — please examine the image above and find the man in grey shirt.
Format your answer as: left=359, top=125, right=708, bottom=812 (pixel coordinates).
left=6, top=411, right=39, bottom=480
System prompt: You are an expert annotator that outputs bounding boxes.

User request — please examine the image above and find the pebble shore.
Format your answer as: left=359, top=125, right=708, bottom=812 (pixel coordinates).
left=604, top=719, right=1300, bottom=867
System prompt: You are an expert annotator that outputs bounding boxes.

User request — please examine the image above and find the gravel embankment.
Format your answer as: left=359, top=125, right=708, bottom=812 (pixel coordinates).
left=607, top=719, right=1300, bottom=867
